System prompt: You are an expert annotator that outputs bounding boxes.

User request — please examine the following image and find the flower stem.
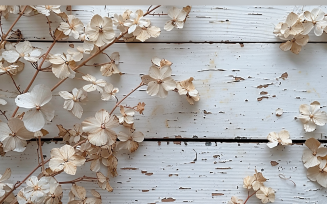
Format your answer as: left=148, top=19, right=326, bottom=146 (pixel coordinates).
left=59, top=176, right=98, bottom=184
left=109, top=82, right=144, bottom=115
left=38, top=136, right=45, bottom=172
left=0, top=5, right=28, bottom=45
left=8, top=72, right=22, bottom=94
left=244, top=191, right=257, bottom=204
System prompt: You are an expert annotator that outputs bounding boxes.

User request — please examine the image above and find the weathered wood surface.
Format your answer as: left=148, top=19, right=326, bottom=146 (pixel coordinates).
left=1, top=42, right=327, bottom=140
left=1, top=142, right=325, bottom=204
left=3, top=5, right=327, bottom=43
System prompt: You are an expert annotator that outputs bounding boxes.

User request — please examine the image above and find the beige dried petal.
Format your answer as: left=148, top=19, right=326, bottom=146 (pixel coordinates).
left=243, top=175, right=255, bottom=189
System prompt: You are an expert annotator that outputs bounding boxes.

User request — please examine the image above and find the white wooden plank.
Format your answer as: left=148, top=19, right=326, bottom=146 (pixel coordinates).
left=1, top=42, right=327, bottom=140
left=1, top=141, right=325, bottom=203
left=3, top=5, right=327, bottom=43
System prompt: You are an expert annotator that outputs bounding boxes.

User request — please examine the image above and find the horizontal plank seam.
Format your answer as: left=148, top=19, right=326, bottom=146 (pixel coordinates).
left=32, top=138, right=316, bottom=144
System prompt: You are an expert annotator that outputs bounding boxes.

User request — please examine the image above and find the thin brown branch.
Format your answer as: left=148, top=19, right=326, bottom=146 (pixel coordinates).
left=11, top=32, right=63, bottom=117
left=0, top=110, right=8, bottom=120
left=59, top=176, right=97, bottom=184
left=243, top=190, right=258, bottom=204
left=45, top=16, right=54, bottom=39
left=8, top=72, right=22, bottom=94
left=109, top=82, right=144, bottom=115
left=0, top=5, right=28, bottom=45
left=50, top=5, right=161, bottom=92
left=0, top=158, right=50, bottom=203
left=73, top=139, right=88, bottom=148
left=38, top=136, right=45, bottom=172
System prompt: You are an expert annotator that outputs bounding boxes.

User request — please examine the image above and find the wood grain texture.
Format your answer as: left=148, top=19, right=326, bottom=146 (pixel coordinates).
left=3, top=5, right=327, bottom=43
left=1, top=141, right=325, bottom=203
left=1, top=42, right=326, bottom=140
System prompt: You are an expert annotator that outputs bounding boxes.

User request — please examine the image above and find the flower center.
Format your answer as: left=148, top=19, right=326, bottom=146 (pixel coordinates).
left=36, top=105, right=41, bottom=110
left=313, top=151, right=317, bottom=156
left=157, top=79, right=163, bottom=84
left=309, top=114, right=314, bottom=119
left=65, top=61, right=69, bottom=65
left=101, top=123, right=105, bottom=129
left=10, top=132, right=16, bottom=137
left=99, top=26, right=103, bottom=33
left=33, top=185, right=41, bottom=191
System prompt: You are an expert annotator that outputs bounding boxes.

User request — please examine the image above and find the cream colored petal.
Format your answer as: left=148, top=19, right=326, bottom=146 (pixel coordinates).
left=23, top=109, right=45, bottom=132
left=69, top=155, right=86, bottom=167
left=302, top=149, right=320, bottom=168
left=313, top=111, right=327, bottom=126
left=49, top=158, right=65, bottom=172
left=41, top=103, right=55, bottom=121
left=303, top=119, right=316, bottom=132
left=157, top=84, right=168, bottom=98
left=286, top=12, right=299, bottom=26
left=295, top=34, right=309, bottom=46
left=162, top=77, right=177, bottom=91
left=305, top=138, right=320, bottom=152
left=15, top=92, right=35, bottom=109
left=290, top=42, right=302, bottom=54
left=88, top=129, right=108, bottom=146
left=289, top=21, right=304, bottom=36
left=132, top=131, right=144, bottom=142
left=72, top=103, right=83, bottom=119
left=316, top=172, right=327, bottom=187
left=64, top=162, right=77, bottom=175
left=13, top=137, right=27, bottom=152
left=90, top=159, right=101, bottom=172
left=317, top=147, right=327, bottom=157
left=279, top=41, right=292, bottom=51
left=1, top=136, right=15, bottom=152
left=59, top=91, right=73, bottom=100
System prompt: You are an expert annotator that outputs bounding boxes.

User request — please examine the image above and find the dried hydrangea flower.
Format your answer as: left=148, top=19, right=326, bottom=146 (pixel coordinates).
left=228, top=196, right=244, bottom=204
left=0, top=118, right=34, bottom=152
left=23, top=176, right=50, bottom=204
left=33, top=5, right=61, bottom=16
left=133, top=25, right=161, bottom=42
left=101, top=83, right=119, bottom=101
left=100, top=52, right=120, bottom=76
left=82, top=74, right=107, bottom=93
left=136, top=102, right=145, bottom=114
left=302, top=8, right=327, bottom=36
left=58, top=15, right=84, bottom=39
left=302, top=138, right=327, bottom=168
left=279, top=34, right=309, bottom=54
left=256, top=186, right=275, bottom=203
left=68, top=184, right=86, bottom=203
left=82, top=109, right=119, bottom=146
left=280, top=12, right=303, bottom=38
left=113, top=10, right=132, bottom=32
left=0, top=169, right=13, bottom=200
left=141, top=64, right=177, bottom=98
left=66, top=123, right=84, bottom=144
left=164, top=7, right=188, bottom=31
left=243, top=175, right=255, bottom=189
left=266, top=129, right=292, bottom=148
left=67, top=48, right=83, bottom=62
left=44, top=177, right=63, bottom=204
left=96, top=172, right=113, bottom=192
left=307, top=158, right=327, bottom=187
left=177, top=77, right=200, bottom=104
left=117, top=131, right=144, bottom=153
left=87, top=146, right=112, bottom=172
left=124, top=10, right=150, bottom=34
left=117, top=106, right=135, bottom=124
left=0, top=62, right=18, bottom=75
left=15, top=84, right=54, bottom=132
left=49, top=144, right=86, bottom=175
left=2, top=41, right=42, bottom=63
left=59, top=88, right=87, bottom=118
left=298, top=101, right=327, bottom=132
left=85, top=14, right=115, bottom=47
left=151, top=57, right=172, bottom=68
left=49, top=53, right=76, bottom=79
left=252, top=170, right=267, bottom=191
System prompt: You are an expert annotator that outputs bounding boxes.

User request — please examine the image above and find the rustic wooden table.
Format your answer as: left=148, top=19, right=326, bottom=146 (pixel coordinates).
left=1, top=5, right=327, bottom=203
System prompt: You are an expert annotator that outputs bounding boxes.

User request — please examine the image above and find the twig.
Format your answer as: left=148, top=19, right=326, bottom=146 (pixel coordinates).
left=0, top=110, right=8, bottom=120
left=11, top=32, right=63, bottom=117
left=0, top=5, right=28, bottom=45
left=59, top=176, right=98, bottom=184
left=0, top=158, right=50, bottom=203
left=243, top=190, right=257, bottom=204
left=45, top=16, right=54, bottom=39
left=50, top=5, right=162, bottom=92
left=38, top=136, right=45, bottom=172
left=8, top=72, right=22, bottom=94
left=73, top=139, right=88, bottom=148
left=109, top=82, right=144, bottom=115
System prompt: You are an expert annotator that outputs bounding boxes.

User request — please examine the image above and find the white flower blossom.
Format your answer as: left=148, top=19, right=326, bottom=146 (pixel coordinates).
left=124, top=10, right=150, bottom=34
left=266, top=129, right=292, bottom=148
left=117, top=106, right=134, bottom=124
left=279, top=34, right=309, bottom=54
left=133, top=25, right=160, bottom=42
left=298, top=101, right=327, bottom=132
left=49, top=53, right=76, bottom=79
left=15, top=84, right=54, bottom=132
left=82, top=74, right=107, bottom=93
left=302, top=8, right=327, bottom=36
left=85, top=14, right=115, bottom=47
left=58, top=15, right=84, bottom=39
left=33, top=5, right=61, bottom=16
left=280, top=12, right=303, bottom=38
left=59, top=88, right=87, bottom=118
left=100, top=52, right=120, bottom=76
left=23, top=176, right=50, bottom=204
left=307, top=158, right=327, bottom=187
left=302, top=138, right=327, bottom=168
left=164, top=7, right=188, bottom=31
left=2, top=41, right=42, bottom=63
left=101, top=83, right=119, bottom=101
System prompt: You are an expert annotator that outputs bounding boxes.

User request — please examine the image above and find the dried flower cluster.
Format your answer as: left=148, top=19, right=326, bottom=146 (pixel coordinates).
left=0, top=5, right=196, bottom=204
left=274, top=8, right=327, bottom=54
left=228, top=170, right=275, bottom=204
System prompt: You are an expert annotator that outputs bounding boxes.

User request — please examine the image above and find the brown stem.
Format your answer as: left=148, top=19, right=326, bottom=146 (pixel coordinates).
left=11, top=32, right=62, bottom=117
left=73, top=139, right=88, bottom=148
left=59, top=176, right=97, bottom=184
left=0, top=158, right=50, bottom=203
left=8, top=72, right=22, bottom=94
left=109, top=82, right=144, bottom=115
left=45, top=16, right=54, bottom=39
left=0, top=110, right=8, bottom=120
left=38, top=136, right=45, bottom=172
left=243, top=190, right=258, bottom=204
left=50, top=5, right=162, bottom=92
left=0, top=5, right=28, bottom=45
